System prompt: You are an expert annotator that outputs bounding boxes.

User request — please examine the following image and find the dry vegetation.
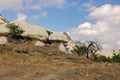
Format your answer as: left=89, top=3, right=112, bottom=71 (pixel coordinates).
left=0, top=37, right=120, bottom=80
left=0, top=53, right=120, bottom=80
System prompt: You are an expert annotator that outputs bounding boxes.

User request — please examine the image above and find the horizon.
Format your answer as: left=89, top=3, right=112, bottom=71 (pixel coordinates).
left=0, top=0, right=120, bottom=50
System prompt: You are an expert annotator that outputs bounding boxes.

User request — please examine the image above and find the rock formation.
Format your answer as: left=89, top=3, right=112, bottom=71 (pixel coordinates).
left=49, top=32, right=69, bottom=42
left=0, top=36, right=8, bottom=45
left=0, top=14, right=75, bottom=54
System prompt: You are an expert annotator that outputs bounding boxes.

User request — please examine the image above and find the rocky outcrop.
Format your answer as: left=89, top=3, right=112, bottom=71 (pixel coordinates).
left=0, top=15, right=9, bottom=25
left=64, top=32, right=72, bottom=41
left=0, top=23, right=9, bottom=34
left=49, top=32, right=69, bottom=42
left=66, top=41, right=76, bottom=53
left=59, top=43, right=67, bottom=53
left=0, top=15, right=76, bottom=54
left=0, top=15, right=9, bottom=34
left=0, top=36, right=8, bottom=45
left=13, top=21, right=49, bottom=41
left=34, top=41, right=45, bottom=47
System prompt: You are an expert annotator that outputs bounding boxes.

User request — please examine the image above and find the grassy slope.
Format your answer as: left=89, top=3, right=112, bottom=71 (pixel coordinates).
left=0, top=36, right=120, bottom=80
left=0, top=53, right=120, bottom=80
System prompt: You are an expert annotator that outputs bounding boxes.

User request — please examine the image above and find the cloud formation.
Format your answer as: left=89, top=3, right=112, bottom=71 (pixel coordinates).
left=68, top=4, right=120, bottom=50
left=0, top=0, right=23, bottom=10
left=16, top=13, right=27, bottom=21
left=0, top=0, right=70, bottom=11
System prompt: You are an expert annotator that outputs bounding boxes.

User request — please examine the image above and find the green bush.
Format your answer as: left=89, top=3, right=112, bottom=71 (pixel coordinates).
left=6, top=23, right=24, bottom=40
left=92, top=55, right=112, bottom=62
left=74, top=45, right=86, bottom=56
left=112, top=53, right=120, bottom=63
left=91, top=53, right=120, bottom=63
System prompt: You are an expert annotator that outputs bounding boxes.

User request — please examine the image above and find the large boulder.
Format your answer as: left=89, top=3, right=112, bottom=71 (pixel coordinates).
left=49, top=32, right=69, bottom=42
left=13, top=21, right=49, bottom=41
left=0, top=23, right=9, bottom=34
left=59, top=43, right=67, bottom=53
left=0, top=36, right=8, bottom=45
left=0, top=15, right=9, bottom=25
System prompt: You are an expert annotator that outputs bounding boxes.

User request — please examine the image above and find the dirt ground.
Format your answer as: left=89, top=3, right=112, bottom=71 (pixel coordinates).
left=0, top=53, right=120, bottom=80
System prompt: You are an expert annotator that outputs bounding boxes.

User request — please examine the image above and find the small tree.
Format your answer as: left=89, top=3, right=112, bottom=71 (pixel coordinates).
left=6, top=23, right=24, bottom=39
left=74, top=40, right=101, bottom=58
left=86, top=41, right=101, bottom=58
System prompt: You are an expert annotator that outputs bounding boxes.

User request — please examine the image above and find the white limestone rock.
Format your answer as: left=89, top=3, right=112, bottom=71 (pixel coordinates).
left=59, top=43, right=67, bottom=53
left=0, top=36, right=8, bottom=45
left=0, top=15, right=9, bottom=24
left=34, top=41, right=45, bottom=47
left=13, top=21, right=49, bottom=41
left=0, top=23, right=10, bottom=34
left=66, top=41, right=76, bottom=53
left=49, top=32, right=69, bottom=42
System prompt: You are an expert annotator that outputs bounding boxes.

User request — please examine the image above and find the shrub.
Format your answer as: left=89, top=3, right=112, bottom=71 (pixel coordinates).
left=91, top=55, right=112, bottom=62
left=6, top=23, right=24, bottom=40
left=73, top=45, right=86, bottom=56
left=112, top=53, right=120, bottom=63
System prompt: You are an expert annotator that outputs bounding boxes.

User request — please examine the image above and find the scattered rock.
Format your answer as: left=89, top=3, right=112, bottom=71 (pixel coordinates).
left=49, top=32, right=68, bottom=42
left=59, top=43, right=67, bottom=53
left=0, top=36, right=8, bottom=45
left=34, top=41, right=45, bottom=47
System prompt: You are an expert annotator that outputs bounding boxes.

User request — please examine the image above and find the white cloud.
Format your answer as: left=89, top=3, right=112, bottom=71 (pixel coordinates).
left=16, top=13, right=27, bottom=21
left=0, top=0, right=23, bottom=10
left=80, top=0, right=96, bottom=11
left=68, top=4, right=120, bottom=50
left=0, top=0, right=71, bottom=11
left=28, top=12, right=48, bottom=23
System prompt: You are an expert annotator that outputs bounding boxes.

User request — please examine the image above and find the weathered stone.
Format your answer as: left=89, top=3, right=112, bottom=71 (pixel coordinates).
left=13, top=21, right=49, bottom=41
left=0, top=23, right=9, bottom=34
left=49, top=32, right=69, bottom=42
left=64, top=32, right=72, bottom=41
left=34, top=41, right=45, bottom=47
left=59, top=43, right=67, bottom=53
left=0, top=15, right=9, bottom=25
left=0, top=36, right=8, bottom=45
left=66, top=41, right=76, bottom=53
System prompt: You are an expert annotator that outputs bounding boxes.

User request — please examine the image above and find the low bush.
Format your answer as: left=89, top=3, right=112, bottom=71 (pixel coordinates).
left=91, top=52, right=120, bottom=63
left=6, top=23, right=24, bottom=40
left=112, top=53, right=120, bottom=63
left=91, top=55, right=112, bottom=62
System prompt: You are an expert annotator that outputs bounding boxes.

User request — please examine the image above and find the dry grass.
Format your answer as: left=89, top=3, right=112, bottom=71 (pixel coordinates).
left=0, top=53, right=120, bottom=80
left=0, top=36, right=120, bottom=80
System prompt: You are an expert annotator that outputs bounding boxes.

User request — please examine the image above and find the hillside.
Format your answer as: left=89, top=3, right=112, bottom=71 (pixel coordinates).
left=0, top=15, right=120, bottom=80
left=0, top=53, right=120, bottom=80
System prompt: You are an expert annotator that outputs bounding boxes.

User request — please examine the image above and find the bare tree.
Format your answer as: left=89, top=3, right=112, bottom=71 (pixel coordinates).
left=74, top=40, right=102, bottom=58
left=86, top=41, right=101, bottom=58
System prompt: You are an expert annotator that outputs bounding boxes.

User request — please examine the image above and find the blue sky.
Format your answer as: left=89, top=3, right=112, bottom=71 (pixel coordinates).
left=0, top=0, right=120, bottom=49
left=0, top=0, right=119, bottom=31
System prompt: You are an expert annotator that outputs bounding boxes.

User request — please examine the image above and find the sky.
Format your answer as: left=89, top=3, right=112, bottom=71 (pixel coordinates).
left=0, top=0, right=120, bottom=50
